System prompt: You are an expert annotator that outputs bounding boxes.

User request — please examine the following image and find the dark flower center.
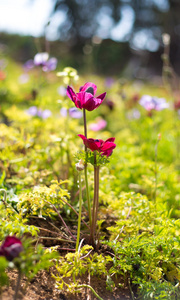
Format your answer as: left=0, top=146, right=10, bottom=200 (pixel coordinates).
left=95, top=139, right=99, bottom=142
left=85, top=87, right=94, bottom=95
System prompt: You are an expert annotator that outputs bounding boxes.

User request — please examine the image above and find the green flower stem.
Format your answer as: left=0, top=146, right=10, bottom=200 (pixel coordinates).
left=89, top=152, right=99, bottom=247
left=84, top=164, right=92, bottom=226
left=14, top=270, right=21, bottom=300
left=94, top=165, right=100, bottom=233
left=78, top=284, right=104, bottom=300
left=76, top=172, right=83, bottom=252
left=83, top=108, right=92, bottom=227
left=154, top=136, right=160, bottom=203
left=83, top=108, right=87, bottom=140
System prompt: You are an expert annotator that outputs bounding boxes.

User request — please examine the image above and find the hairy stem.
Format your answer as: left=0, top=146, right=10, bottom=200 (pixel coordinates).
left=89, top=152, right=99, bottom=247
left=76, top=172, right=83, bottom=251
left=83, top=108, right=92, bottom=227
left=94, top=166, right=100, bottom=233
left=14, top=270, right=21, bottom=300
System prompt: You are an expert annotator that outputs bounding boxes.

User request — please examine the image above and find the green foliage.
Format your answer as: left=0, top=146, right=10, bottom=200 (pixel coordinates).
left=52, top=245, right=112, bottom=293
left=0, top=200, right=39, bottom=239
left=75, top=149, right=110, bottom=167
left=138, top=280, right=180, bottom=300
left=105, top=192, right=180, bottom=299
left=0, top=257, right=9, bottom=287
left=17, top=180, right=70, bottom=217
left=11, top=238, right=59, bottom=280
left=1, top=53, right=180, bottom=300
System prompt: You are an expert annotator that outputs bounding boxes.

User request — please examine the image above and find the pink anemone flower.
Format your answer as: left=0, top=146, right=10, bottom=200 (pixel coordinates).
left=67, top=82, right=106, bottom=111
left=78, top=134, right=116, bottom=157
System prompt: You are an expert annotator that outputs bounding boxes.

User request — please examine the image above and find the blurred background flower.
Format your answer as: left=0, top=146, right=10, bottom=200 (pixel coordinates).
left=139, top=95, right=169, bottom=112
left=60, top=107, right=83, bottom=119
left=26, top=106, right=52, bottom=119
left=89, top=117, right=107, bottom=131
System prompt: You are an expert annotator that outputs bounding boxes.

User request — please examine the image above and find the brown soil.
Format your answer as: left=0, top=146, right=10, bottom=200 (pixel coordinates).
left=1, top=216, right=132, bottom=300
left=2, top=270, right=131, bottom=300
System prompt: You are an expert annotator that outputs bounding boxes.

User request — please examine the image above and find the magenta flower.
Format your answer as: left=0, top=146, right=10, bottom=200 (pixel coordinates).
left=78, top=134, right=116, bottom=157
left=0, top=236, right=23, bottom=261
left=67, top=82, right=106, bottom=111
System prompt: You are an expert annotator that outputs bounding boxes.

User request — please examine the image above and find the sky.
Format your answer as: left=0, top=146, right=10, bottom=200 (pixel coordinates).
left=0, top=0, right=60, bottom=39
left=0, top=0, right=168, bottom=51
left=0, top=0, right=134, bottom=42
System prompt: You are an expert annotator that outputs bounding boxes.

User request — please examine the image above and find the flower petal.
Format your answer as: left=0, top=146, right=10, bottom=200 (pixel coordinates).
left=78, top=135, right=103, bottom=151
left=78, top=134, right=86, bottom=141
left=105, top=137, right=115, bottom=143
left=79, top=82, right=97, bottom=95
left=94, top=92, right=106, bottom=109
left=101, top=149, right=113, bottom=157
left=82, top=96, right=96, bottom=111
left=101, top=142, right=116, bottom=152
left=66, top=86, right=76, bottom=103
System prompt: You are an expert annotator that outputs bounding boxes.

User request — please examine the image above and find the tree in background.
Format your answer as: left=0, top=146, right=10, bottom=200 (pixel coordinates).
left=53, top=0, right=180, bottom=54
left=52, top=0, right=180, bottom=75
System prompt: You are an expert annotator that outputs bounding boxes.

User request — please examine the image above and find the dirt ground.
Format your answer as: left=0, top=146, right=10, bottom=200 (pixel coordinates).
left=1, top=215, right=133, bottom=300
left=2, top=270, right=131, bottom=300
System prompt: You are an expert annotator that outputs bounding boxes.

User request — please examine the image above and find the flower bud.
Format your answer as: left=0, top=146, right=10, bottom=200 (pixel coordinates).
left=75, top=159, right=84, bottom=171
left=0, top=236, right=23, bottom=261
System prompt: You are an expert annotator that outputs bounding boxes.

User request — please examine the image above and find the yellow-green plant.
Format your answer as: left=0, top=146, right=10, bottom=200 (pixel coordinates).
left=52, top=244, right=112, bottom=299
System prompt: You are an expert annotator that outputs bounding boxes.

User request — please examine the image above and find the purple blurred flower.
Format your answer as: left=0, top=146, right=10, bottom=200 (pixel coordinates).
left=26, top=106, right=51, bottom=119
left=42, top=57, right=58, bottom=72
left=33, top=53, right=57, bottom=72
left=139, top=95, right=169, bottom=111
left=105, top=77, right=114, bottom=88
left=18, top=73, right=29, bottom=84
left=60, top=107, right=83, bottom=119
left=127, top=109, right=141, bottom=120
left=26, top=106, right=38, bottom=116
left=89, top=118, right=107, bottom=131
left=24, top=59, right=34, bottom=71
left=40, top=109, right=52, bottom=119
left=34, top=52, right=49, bottom=66
left=57, top=85, right=67, bottom=96
left=0, top=236, right=23, bottom=261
